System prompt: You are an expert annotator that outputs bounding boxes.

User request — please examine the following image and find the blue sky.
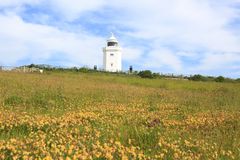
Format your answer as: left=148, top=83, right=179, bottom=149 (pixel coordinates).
left=0, top=0, right=240, bottom=78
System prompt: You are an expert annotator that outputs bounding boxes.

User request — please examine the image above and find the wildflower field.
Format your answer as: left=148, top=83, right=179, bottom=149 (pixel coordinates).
left=0, top=71, right=239, bottom=159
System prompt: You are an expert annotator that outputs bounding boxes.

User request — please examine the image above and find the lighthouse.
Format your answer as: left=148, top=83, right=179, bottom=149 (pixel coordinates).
left=103, top=33, right=122, bottom=72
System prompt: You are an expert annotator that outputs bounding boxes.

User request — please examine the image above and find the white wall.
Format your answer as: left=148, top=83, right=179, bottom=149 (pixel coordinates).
left=103, top=47, right=122, bottom=72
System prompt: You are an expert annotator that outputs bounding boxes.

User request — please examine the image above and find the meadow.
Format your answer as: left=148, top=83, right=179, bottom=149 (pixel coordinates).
left=0, top=71, right=239, bottom=159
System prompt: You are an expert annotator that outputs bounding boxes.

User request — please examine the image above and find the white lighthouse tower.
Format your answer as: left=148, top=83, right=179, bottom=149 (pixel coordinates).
left=103, top=33, right=122, bottom=72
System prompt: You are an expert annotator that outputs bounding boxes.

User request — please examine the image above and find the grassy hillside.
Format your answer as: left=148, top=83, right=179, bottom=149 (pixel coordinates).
left=0, top=71, right=239, bottom=159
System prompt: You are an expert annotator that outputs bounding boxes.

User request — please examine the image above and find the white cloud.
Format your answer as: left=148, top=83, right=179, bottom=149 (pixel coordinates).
left=195, top=52, right=240, bottom=71
left=48, top=0, right=106, bottom=21
left=122, top=47, right=143, bottom=61
left=176, top=51, right=199, bottom=59
left=0, top=13, right=105, bottom=67
left=144, top=48, right=182, bottom=71
left=111, top=0, right=240, bottom=52
left=0, top=0, right=40, bottom=7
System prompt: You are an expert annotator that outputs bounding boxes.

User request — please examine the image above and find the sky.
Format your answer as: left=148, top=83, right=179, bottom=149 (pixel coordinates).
left=0, top=0, right=240, bottom=78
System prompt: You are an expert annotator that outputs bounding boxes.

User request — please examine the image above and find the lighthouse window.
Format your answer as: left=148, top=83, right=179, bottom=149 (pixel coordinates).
left=108, top=42, right=118, bottom=46
left=111, top=63, right=113, bottom=67
left=110, top=53, right=114, bottom=56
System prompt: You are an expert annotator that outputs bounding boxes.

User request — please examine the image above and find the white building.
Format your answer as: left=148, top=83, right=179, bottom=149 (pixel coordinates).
left=103, top=33, right=122, bottom=72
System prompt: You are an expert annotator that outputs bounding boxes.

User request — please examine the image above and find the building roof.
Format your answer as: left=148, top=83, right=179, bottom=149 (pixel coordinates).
left=107, top=32, right=118, bottom=43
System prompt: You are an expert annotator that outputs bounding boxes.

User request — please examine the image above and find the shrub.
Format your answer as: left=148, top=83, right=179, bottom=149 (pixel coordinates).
left=215, top=76, right=225, bottom=82
left=236, top=78, right=240, bottom=82
left=152, top=73, right=162, bottom=79
left=78, top=67, right=90, bottom=73
left=138, top=70, right=153, bottom=79
left=189, top=74, right=208, bottom=81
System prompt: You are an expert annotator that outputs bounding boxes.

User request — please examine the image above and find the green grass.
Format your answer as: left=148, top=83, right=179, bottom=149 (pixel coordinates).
left=0, top=71, right=240, bottom=159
